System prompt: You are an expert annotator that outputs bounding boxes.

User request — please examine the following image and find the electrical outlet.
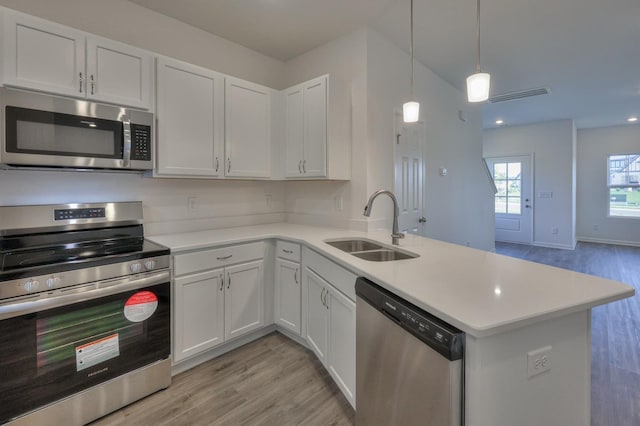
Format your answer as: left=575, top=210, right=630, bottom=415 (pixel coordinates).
left=439, top=168, right=448, bottom=177
left=265, top=194, right=272, bottom=207
left=527, top=346, right=552, bottom=378
left=335, top=195, right=343, bottom=211
left=552, top=227, right=558, bottom=235
left=593, top=224, right=599, bottom=231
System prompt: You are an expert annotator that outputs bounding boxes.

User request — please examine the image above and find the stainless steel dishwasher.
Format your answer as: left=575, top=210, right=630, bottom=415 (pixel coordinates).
left=355, top=277, right=465, bottom=426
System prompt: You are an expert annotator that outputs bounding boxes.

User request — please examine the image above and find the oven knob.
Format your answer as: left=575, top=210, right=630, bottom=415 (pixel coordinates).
left=46, top=276, right=60, bottom=289
left=130, top=262, right=143, bottom=273
left=144, top=260, right=157, bottom=270
left=24, top=279, right=40, bottom=292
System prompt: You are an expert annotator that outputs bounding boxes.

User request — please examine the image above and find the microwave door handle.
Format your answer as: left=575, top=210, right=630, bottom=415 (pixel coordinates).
left=122, top=119, right=132, bottom=168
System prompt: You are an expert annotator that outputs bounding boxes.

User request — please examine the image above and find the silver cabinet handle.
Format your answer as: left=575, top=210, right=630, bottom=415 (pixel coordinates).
left=298, top=160, right=302, bottom=174
left=324, top=289, right=329, bottom=309
left=321, top=288, right=325, bottom=307
left=90, top=74, right=95, bottom=95
left=215, top=157, right=219, bottom=172
left=219, top=273, right=224, bottom=291
left=227, top=158, right=231, bottom=173
left=79, top=72, right=84, bottom=93
left=216, top=254, right=232, bottom=260
left=302, top=160, right=307, bottom=173
left=282, top=249, right=293, bottom=254
left=294, top=268, right=298, bottom=284
left=227, top=272, right=231, bottom=289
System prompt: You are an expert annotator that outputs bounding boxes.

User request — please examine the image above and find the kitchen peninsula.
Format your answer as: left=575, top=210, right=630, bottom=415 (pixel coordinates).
left=150, top=223, right=634, bottom=426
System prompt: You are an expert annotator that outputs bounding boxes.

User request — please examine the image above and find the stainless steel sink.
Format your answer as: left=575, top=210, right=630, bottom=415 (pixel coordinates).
left=325, top=239, right=384, bottom=253
left=324, top=239, right=419, bottom=262
left=351, top=249, right=418, bottom=262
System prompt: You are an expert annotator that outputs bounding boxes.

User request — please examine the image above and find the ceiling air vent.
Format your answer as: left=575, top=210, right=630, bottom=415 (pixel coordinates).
left=488, top=87, right=550, bottom=104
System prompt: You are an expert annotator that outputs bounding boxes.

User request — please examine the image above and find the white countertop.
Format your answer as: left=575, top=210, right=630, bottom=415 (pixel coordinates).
left=148, top=223, right=635, bottom=338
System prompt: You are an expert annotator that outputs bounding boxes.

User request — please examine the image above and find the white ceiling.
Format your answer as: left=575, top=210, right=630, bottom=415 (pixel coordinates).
left=129, top=0, right=640, bottom=130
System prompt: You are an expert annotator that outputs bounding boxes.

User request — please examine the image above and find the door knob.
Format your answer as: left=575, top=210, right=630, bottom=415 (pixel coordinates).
left=418, top=217, right=427, bottom=223
left=525, top=204, right=531, bottom=208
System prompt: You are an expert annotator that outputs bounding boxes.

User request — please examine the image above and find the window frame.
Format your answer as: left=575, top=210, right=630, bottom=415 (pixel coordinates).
left=607, top=153, right=640, bottom=219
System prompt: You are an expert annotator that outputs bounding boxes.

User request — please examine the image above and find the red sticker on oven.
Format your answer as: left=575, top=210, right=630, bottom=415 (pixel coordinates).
left=124, top=291, right=158, bottom=322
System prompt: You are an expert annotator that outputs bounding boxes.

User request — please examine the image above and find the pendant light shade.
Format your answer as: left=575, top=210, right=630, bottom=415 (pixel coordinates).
left=403, top=0, right=419, bottom=123
left=467, top=72, right=490, bottom=102
left=403, top=101, right=420, bottom=123
left=467, top=0, right=490, bottom=103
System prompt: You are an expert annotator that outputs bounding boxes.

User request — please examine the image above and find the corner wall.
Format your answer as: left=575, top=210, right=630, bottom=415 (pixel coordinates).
left=576, top=125, right=640, bottom=245
left=484, top=120, right=576, bottom=249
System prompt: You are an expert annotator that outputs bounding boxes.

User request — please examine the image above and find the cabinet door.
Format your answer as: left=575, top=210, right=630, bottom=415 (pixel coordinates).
left=174, top=269, right=225, bottom=363
left=305, top=268, right=329, bottom=363
left=302, top=76, right=327, bottom=177
left=2, top=10, right=85, bottom=97
left=225, top=77, right=271, bottom=178
left=86, top=36, right=152, bottom=109
left=327, top=286, right=356, bottom=407
left=284, top=86, right=304, bottom=177
left=275, top=258, right=301, bottom=335
left=156, top=57, right=224, bottom=176
left=225, top=260, right=265, bottom=340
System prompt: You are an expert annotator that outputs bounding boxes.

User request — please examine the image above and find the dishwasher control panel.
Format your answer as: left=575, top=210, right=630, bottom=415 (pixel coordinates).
left=356, top=277, right=464, bottom=361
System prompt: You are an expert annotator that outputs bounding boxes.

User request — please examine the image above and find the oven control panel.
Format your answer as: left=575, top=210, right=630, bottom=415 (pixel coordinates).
left=1, top=255, right=170, bottom=300
left=54, top=207, right=106, bottom=221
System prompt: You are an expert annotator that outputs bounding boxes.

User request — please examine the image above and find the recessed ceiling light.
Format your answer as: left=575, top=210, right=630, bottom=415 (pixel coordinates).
left=495, top=119, right=504, bottom=125
left=628, top=117, right=638, bottom=123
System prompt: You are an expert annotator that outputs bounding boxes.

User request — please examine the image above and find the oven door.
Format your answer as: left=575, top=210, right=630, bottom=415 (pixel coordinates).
left=0, top=271, right=170, bottom=424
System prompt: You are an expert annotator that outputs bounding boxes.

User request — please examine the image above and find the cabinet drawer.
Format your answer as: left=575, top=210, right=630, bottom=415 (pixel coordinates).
left=303, top=247, right=356, bottom=301
left=174, top=242, right=264, bottom=276
left=276, top=240, right=301, bottom=262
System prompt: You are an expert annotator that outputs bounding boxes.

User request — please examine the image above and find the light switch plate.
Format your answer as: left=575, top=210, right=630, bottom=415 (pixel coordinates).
left=527, top=346, right=552, bottom=378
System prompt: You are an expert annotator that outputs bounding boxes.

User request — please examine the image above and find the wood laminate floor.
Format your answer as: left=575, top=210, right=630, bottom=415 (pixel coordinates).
left=91, top=333, right=354, bottom=426
left=495, top=241, right=640, bottom=426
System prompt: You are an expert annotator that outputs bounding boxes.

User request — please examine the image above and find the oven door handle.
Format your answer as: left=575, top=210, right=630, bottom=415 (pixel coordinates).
left=0, top=270, right=170, bottom=320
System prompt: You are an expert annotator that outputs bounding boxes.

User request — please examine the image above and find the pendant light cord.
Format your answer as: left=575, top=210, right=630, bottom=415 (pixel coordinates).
left=476, top=0, right=481, bottom=72
left=409, top=0, right=414, bottom=98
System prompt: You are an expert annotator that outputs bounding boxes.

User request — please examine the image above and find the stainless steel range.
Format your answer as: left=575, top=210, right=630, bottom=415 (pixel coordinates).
left=0, top=202, right=171, bottom=425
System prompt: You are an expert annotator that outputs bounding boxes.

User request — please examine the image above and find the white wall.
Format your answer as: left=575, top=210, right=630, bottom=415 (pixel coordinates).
left=576, top=125, right=640, bottom=245
left=484, top=120, right=577, bottom=249
left=366, top=30, right=494, bottom=250
left=0, top=0, right=287, bottom=235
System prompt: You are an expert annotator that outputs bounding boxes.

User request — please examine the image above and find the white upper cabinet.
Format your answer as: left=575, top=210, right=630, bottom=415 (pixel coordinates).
left=282, top=75, right=350, bottom=180
left=86, top=36, right=152, bottom=109
left=156, top=57, right=224, bottom=177
left=2, top=10, right=85, bottom=97
left=225, top=77, right=272, bottom=178
left=1, top=8, right=153, bottom=109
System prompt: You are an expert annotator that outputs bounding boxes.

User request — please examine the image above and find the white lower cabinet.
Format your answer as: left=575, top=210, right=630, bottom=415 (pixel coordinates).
left=274, top=258, right=301, bottom=335
left=303, top=252, right=356, bottom=408
left=174, top=269, right=225, bottom=362
left=172, top=243, right=265, bottom=363
left=225, top=260, right=265, bottom=340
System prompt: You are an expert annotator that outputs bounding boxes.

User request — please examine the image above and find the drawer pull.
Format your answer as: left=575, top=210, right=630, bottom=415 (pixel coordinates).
left=216, top=255, right=233, bottom=260
left=282, top=249, right=294, bottom=254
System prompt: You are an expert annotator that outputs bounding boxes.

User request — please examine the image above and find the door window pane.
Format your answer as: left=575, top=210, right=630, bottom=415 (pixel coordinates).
left=493, top=161, right=522, bottom=215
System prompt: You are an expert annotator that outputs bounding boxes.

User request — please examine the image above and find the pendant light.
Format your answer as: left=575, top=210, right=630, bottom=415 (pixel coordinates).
left=467, top=0, right=490, bottom=102
left=403, top=0, right=419, bottom=122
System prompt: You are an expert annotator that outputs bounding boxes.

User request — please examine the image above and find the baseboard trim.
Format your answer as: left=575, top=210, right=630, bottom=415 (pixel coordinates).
left=577, top=236, right=640, bottom=248
left=532, top=241, right=577, bottom=250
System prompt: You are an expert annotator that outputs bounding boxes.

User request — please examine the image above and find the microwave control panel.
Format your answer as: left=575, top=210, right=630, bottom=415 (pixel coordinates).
left=130, top=124, right=152, bottom=161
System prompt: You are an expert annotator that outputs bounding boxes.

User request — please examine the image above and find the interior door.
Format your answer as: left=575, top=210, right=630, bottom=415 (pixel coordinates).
left=486, top=156, right=533, bottom=244
left=394, top=112, right=425, bottom=235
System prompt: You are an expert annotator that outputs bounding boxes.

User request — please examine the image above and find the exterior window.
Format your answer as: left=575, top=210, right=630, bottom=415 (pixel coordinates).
left=608, top=154, right=640, bottom=218
left=493, top=162, right=522, bottom=215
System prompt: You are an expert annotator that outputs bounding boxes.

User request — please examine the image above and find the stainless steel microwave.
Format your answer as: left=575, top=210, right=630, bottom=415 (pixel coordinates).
left=0, top=87, right=153, bottom=171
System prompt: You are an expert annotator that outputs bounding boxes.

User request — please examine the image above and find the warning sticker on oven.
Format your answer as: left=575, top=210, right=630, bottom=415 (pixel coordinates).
left=76, top=334, right=120, bottom=372
left=124, top=291, right=158, bottom=322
